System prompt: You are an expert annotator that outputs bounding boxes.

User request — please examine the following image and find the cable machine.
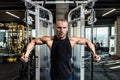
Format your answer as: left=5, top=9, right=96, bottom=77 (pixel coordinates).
left=68, top=5, right=85, bottom=80
left=68, top=0, right=97, bottom=80
left=21, top=0, right=97, bottom=80
left=20, top=0, right=53, bottom=80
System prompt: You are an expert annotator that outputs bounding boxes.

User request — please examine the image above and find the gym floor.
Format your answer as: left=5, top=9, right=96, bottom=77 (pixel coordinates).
left=85, top=53, right=120, bottom=80
left=0, top=52, right=120, bottom=80
left=0, top=63, right=20, bottom=80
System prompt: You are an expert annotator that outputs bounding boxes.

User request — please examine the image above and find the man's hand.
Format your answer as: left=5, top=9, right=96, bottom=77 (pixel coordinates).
left=93, top=55, right=101, bottom=62
left=21, top=53, right=29, bottom=62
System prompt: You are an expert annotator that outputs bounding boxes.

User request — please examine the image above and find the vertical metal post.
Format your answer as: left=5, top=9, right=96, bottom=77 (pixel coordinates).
left=90, top=8, right=96, bottom=80
left=90, top=23, right=94, bottom=80
left=35, top=6, right=41, bottom=80
left=26, top=9, right=30, bottom=80
left=80, top=5, right=85, bottom=80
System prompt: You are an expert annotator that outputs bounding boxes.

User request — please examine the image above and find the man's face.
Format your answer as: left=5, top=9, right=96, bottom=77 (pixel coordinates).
left=55, top=21, right=68, bottom=39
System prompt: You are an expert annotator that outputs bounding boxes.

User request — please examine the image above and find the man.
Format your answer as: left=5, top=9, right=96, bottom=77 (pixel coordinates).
left=21, top=19, right=101, bottom=80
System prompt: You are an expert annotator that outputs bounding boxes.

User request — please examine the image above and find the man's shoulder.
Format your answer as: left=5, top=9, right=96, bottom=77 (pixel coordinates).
left=68, top=36, right=79, bottom=39
left=68, top=36, right=82, bottom=42
left=42, top=35, right=54, bottom=41
left=68, top=36, right=76, bottom=41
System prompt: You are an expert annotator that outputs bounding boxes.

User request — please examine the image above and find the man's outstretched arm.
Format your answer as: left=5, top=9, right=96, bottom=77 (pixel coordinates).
left=21, top=38, right=45, bottom=62
left=74, top=37, right=101, bottom=62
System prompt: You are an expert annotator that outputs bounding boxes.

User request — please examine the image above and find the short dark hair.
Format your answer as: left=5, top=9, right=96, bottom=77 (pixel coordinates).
left=55, top=19, right=68, bottom=27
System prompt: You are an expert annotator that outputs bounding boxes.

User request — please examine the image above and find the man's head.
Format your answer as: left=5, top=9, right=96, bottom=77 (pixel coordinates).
left=55, top=19, right=68, bottom=39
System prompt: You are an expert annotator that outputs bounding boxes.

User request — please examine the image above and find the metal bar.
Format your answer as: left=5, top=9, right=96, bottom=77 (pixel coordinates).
left=22, top=0, right=36, bottom=7
left=35, top=6, right=40, bottom=80
left=28, top=10, right=52, bottom=23
left=90, top=23, right=94, bottom=80
left=26, top=9, right=30, bottom=80
left=31, top=1, right=88, bottom=4
left=28, top=9, right=51, bottom=23
left=31, top=0, right=97, bottom=4
left=68, top=18, right=81, bottom=23
left=28, top=10, right=36, bottom=15
left=80, top=5, right=85, bottom=80
left=24, top=0, right=53, bottom=23
left=28, top=8, right=53, bottom=23
left=68, top=5, right=81, bottom=22
left=38, top=5, right=53, bottom=23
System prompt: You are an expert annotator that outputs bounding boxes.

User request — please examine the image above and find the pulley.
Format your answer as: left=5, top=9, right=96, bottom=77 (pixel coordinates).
left=23, top=16, right=33, bottom=25
left=27, top=16, right=33, bottom=25
left=87, top=9, right=97, bottom=25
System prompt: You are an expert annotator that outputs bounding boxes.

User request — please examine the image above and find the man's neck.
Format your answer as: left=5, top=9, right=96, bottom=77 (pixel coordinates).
left=56, top=35, right=66, bottom=40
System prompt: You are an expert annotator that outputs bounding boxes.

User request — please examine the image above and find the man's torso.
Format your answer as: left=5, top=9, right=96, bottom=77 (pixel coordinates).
left=50, top=35, right=72, bottom=80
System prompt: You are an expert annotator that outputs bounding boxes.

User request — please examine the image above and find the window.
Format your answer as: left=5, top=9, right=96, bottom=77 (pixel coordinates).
left=85, top=27, right=109, bottom=47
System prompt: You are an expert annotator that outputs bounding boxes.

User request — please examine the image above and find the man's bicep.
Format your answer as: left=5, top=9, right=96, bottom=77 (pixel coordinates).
left=34, top=38, right=45, bottom=45
left=76, top=38, right=88, bottom=45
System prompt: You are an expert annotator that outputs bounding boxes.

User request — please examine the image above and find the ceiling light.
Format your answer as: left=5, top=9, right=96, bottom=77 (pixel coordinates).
left=102, top=9, right=116, bottom=17
left=6, top=11, right=20, bottom=19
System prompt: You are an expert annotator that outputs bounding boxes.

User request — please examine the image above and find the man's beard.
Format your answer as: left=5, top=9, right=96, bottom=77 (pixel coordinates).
left=58, top=33, right=66, bottom=39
